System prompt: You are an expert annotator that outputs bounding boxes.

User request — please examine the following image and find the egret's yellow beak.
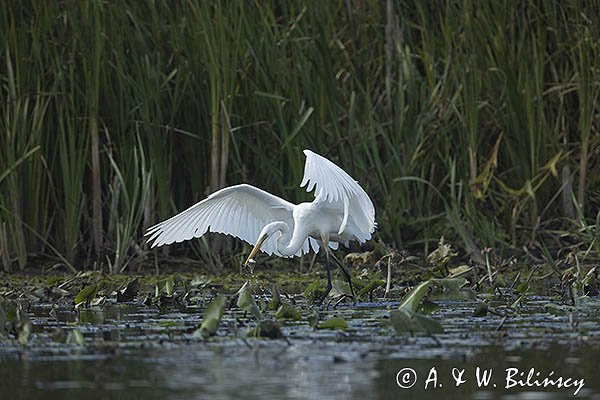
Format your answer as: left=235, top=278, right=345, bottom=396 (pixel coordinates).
left=243, top=234, right=268, bottom=267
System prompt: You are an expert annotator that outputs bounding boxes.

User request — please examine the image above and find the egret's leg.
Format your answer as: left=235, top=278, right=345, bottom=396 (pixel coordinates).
left=330, top=252, right=355, bottom=298
left=320, top=248, right=333, bottom=305
left=319, top=239, right=333, bottom=305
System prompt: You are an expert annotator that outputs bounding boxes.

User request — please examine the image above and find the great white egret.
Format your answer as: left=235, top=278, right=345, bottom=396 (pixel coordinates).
left=145, top=149, right=376, bottom=302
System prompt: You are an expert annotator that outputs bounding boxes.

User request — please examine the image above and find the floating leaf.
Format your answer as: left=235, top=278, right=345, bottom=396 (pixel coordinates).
left=417, top=299, right=440, bottom=314
left=90, top=296, right=105, bottom=307
left=52, top=327, right=67, bottom=343
left=248, top=319, right=284, bottom=339
left=268, top=284, right=281, bottom=311
left=157, top=321, right=181, bottom=327
left=543, top=303, right=573, bottom=316
left=165, top=276, right=175, bottom=296
left=390, top=309, right=444, bottom=334
left=399, top=278, right=469, bottom=312
left=573, top=296, right=600, bottom=309
left=275, top=303, right=301, bottom=321
left=303, top=281, right=325, bottom=302
left=448, top=265, right=473, bottom=278
left=329, top=279, right=351, bottom=298
left=473, top=302, right=489, bottom=317
left=155, top=276, right=175, bottom=297
left=317, top=317, right=348, bottom=330
left=194, top=296, right=226, bottom=338
left=356, top=278, right=385, bottom=298
left=516, top=281, right=530, bottom=294
left=190, top=275, right=212, bottom=287
left=237, top=282, right=261, bottom=320
left=16, top=309, right=32, bottom=345
left=74, top=284, right=99, bottom=307
left=430, top=278, right=469, bottom=291
left=511, top=283, right=530, bottom=308
left=66, top=329, right=85, bottom=346
left=307, top=312, right=319, bottom=329
left=398, top=281, right=434, bottom=312
left=78, top=309, right=104, bottom=324
left=117, top=278, right=139, bottom=302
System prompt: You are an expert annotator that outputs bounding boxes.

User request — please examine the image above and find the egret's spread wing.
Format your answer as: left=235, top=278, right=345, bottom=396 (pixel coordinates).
left=300, top=149, right=375, bottom=240
left=145, top=184, right=295, bottom=255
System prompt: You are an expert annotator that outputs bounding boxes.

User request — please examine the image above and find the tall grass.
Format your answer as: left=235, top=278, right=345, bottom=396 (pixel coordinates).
left=0, top=1, right=599, bottom=272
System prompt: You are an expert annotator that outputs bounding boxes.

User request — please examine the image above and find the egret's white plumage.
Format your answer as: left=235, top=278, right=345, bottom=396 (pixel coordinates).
left=144, top=149, right=376, bottom=260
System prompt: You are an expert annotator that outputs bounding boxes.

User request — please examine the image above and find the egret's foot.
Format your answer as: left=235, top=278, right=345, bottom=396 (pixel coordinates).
left=317, top=292, right=331, bottom=309
left=318, top=298, right=333, bottom=311
left=317, top=278, right=333, bottom=308
left=332, top=294, right=356, bottom=309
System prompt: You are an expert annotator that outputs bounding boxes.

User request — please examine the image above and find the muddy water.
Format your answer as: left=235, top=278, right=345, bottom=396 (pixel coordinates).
left=1, top=297, right=599, bottom=399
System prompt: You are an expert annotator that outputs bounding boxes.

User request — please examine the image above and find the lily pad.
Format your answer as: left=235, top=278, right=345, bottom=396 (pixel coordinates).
left=248, top=319, right=284, bottom=339
left=356, top=278, right=385, bottom=298
left=543, top=303, right=573, bottom=316
left=473, top=302, right=489, bottom=317
left=268, top=284, right=281, bottom=311
left=307, top=312, right=319, bottom=329
left=448, top=265, right=473, bottom=278
left=398, top=281, right=434, bottom=312
left=303, top=281, right=325, bottom=302
left=399, top=278, right=468, bottom=312
left=317, top=317, right=348, bottom=330
left=117, top=278, right=139, bottom=302
left=275, top=303, right=301, bottom=321
left=155, top=275, right=175, bottom=297
left=417, top=299, right=440, bottom=314
left=237, top=282, right=261, bottom=320
left=390, top=309, right=444, bottom=334
left=431, top=277, right=469, bottom=291
left=194, top=296, right=227, bottom=338
left=15, top=308, right=32, bottom=345
left=74, top=284, right=99, bottom=307
left=66, top=329, right=85, bottom=346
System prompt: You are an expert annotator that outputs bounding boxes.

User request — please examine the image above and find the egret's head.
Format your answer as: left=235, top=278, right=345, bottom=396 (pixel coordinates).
left=243, top=222, right=288, bottom=267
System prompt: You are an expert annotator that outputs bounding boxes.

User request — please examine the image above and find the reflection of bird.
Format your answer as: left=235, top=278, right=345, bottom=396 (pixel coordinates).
left=145, top=149, right=376, bottom=302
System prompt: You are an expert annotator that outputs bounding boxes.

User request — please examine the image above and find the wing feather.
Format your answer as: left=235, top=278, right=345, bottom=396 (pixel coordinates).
left=145, top=184, right=295, bottom=252
left=300, top=149, right=376, bottom=240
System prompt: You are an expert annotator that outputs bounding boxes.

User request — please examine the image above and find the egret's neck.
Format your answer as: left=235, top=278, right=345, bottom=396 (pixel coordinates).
left=262, top=221, right=304, bottom=257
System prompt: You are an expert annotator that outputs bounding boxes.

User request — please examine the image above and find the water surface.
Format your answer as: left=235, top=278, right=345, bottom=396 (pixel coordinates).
left=1, top=296, right=599, bottom=399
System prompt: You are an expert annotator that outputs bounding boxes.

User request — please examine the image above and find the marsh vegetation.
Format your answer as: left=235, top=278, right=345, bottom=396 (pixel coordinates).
left=1, top=2, right=600, bottom=398
left=1, top=1, right=600, bottom=272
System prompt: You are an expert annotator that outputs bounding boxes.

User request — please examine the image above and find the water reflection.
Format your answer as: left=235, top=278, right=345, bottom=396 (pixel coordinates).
left=3, top=341, right=598, bottom=399
left=1, top=300, right=599, bottom=399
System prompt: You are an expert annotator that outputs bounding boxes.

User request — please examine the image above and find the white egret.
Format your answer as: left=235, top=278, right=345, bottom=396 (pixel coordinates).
left=145, top=149, right=376, bottom=302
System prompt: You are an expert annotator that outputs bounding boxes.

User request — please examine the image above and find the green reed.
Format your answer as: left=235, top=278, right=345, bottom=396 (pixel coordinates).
left=0, top=1, right=598, bottom=271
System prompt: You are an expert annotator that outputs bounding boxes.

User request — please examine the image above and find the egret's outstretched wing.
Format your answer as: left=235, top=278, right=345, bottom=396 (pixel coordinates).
left=145, top=184, right=295, bottom=255
left=300, top=149, right=375, bottom=240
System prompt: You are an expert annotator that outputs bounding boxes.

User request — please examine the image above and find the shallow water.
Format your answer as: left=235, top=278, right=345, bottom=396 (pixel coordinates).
left=1, top=296, right=599, bottom=399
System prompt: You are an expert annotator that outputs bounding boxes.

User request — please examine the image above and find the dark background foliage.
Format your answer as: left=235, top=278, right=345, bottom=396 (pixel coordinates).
left=1, top=1, right=599, bottom=272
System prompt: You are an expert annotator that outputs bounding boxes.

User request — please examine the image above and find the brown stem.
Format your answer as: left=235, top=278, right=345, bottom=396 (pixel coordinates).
left=91, top=115, right=103, bottom=254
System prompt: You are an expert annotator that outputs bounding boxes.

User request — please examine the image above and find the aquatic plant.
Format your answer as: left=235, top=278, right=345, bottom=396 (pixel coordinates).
left=0, top=1, right=599, bottom=271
